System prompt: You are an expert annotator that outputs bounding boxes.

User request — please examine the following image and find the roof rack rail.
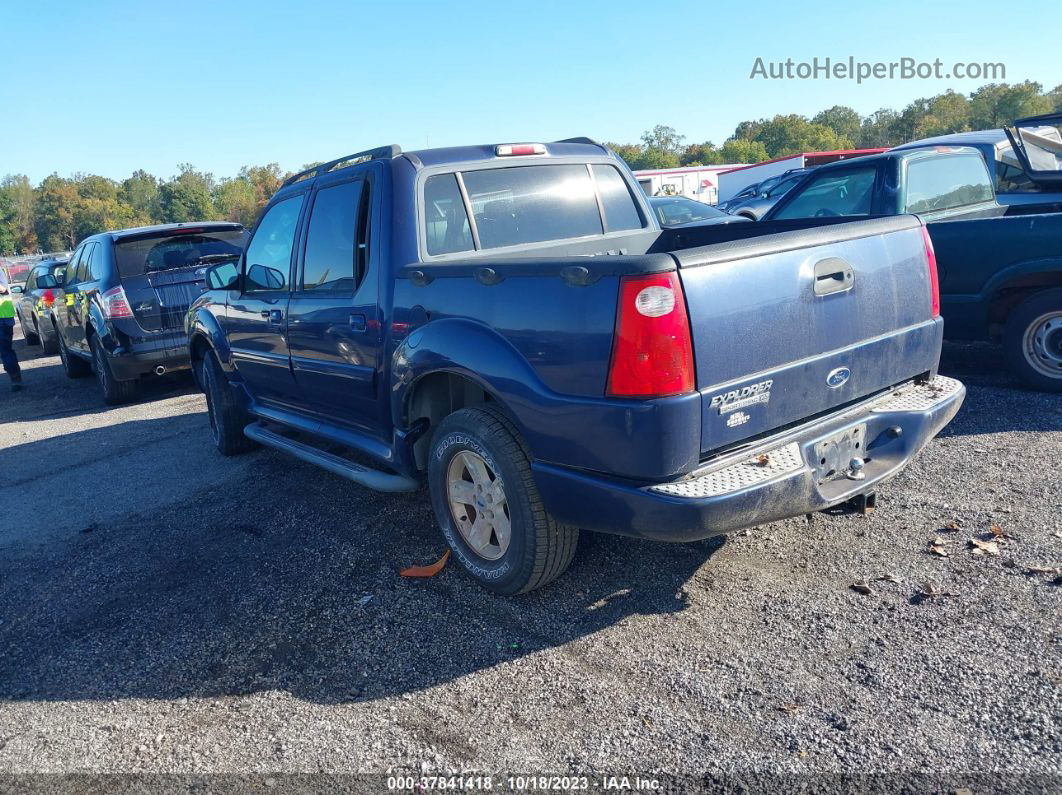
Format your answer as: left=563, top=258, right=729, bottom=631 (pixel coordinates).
left=282, top=144, right=402, bottom=187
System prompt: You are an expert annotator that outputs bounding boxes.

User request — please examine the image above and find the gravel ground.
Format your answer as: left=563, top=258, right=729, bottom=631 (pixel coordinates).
left=0, top=324, right=1059, bottom=790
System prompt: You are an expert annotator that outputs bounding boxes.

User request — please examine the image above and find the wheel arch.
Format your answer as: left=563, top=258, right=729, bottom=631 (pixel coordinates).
left=985, top=265, right=1062, bottom=335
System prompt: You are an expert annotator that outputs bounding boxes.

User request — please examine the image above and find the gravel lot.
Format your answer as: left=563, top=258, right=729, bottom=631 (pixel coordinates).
left=0, top=324, right=1059, bottom=789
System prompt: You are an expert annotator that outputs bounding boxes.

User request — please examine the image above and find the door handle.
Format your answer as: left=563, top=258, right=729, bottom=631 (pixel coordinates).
left=261, top=309, right=283, bottom=326
left=813, top=257, right=855, bottom=296
left=350, top=313, right=367, bottom=331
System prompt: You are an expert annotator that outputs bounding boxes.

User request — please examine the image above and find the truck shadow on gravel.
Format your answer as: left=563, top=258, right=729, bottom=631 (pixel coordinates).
left=0, top=429, right=724, bottom=705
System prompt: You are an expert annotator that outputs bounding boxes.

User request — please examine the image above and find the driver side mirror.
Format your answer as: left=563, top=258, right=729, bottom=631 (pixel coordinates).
left=206, top=261, right=241, bottom=291
left=9, top=284, right=23, bottom=294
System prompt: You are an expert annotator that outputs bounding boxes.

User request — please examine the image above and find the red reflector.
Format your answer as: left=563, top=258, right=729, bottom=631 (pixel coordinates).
left=921, top=225, right=940, bottom=318
left=496, top=143, right=546, bottom=157
left=607, top=272, right=695, bottom=398
left=42, top=289, right=54, bottom=307
left=102, top=285, right=134, bottom=319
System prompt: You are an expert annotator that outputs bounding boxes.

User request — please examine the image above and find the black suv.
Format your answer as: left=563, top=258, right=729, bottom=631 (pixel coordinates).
left=51, top=222, right=245, bottom=404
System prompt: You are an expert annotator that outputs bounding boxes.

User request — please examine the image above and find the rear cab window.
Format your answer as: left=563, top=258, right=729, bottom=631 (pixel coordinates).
left=903, top=153, right=995, bottom=213
left=422, top=161, right=645, bottom=257
left=772, top=167, right=878, bottom=220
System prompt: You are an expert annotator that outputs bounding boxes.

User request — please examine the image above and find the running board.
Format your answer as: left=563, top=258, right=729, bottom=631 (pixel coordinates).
left=243, top=423, right=419, bottom=493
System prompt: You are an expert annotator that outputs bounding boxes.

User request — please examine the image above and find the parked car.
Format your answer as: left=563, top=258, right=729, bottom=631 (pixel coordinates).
left=188, top=139, right=963, bottom=594
left=648, top=196, right=751, bottom=228
left=719, top=168, right=811, bottom=220
left=762, top=141, right=1062, bottom=391
left=891, top=115, right=1062, bottom=208
left=50, top=222, right=245, bottom=404
left=15, top=257, right=68, bottom=353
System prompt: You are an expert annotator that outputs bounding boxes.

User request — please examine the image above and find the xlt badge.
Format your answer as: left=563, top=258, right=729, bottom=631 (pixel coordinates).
left=710, top=379, right=773, bottom=414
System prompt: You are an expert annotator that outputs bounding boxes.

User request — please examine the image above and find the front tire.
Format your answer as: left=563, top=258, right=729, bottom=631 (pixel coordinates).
left=1004, top=288, right=1062, bottom=393
left=201, top=351, right=257, bottom=456
left=57, top=327, right=92, bottom=378
left=91, top=335, right=137, bottom=405
left=428, top=405, right=579, bottom=594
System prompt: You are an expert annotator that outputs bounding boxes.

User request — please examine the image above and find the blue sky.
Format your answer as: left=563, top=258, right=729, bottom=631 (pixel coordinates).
left=1, top=0, right=1057, bottom=183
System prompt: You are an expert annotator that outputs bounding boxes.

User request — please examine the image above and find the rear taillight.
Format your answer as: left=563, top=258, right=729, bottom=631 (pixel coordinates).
left=41, top=289, right=54, bottom=308
left=495, top=143, right=546, bottom=156
left=607, top=272, right=695, bottom=398
left=921, top=225, right=940, bottom=318
left=101, top=285, right=133, bottom=319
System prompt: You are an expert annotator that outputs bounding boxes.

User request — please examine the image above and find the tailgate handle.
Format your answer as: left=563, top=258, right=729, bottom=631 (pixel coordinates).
left=814, top=257, right=854, bottom=296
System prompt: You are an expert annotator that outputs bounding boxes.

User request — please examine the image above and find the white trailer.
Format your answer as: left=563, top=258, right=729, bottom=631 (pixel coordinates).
left=633, top=165, right=745, bottom=205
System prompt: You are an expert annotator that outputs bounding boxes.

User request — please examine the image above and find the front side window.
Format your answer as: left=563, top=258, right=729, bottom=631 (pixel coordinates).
left=461, top=164, right=603, bottom=249
left=244, top=194, right=304, bottom=291
left=773, top=168, right=877, bottom=219
left=302, top=181, right=363, bottom=292
left=904, top=154, right=994, bottom=213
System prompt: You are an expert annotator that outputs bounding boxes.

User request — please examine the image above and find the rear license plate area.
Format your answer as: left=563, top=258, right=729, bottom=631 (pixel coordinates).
left=812, top=424, right=866, bottom=483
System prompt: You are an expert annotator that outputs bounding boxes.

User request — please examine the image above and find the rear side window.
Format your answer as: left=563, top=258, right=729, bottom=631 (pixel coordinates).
left=904, top=154, right=995, bottom=213
left=462, top=165, right=602, bottom=249
left=773, top=168, right=877, bottom=220
left=592, top=165, right=644, bottom=232
left=424, top=174, right=473, bottom=256
left=85, top=242, right=105, bottom=281
left=73, top=244, right=94, bottom=283
left=302, top=181, right=364, bottom=292
left=245, top=196, right=305, bottom=291
left=115, top=230, right=245, bottom=278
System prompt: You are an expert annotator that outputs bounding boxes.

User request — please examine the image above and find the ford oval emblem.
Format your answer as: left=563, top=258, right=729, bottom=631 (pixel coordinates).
left=826, top=367, right=851, bottom=388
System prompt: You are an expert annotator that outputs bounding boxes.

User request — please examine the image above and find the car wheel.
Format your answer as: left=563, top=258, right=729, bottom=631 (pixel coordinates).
left=91, top=335, right=137, bottom=405
left=428, top=405, right=579, bottom=594
left=20, top=311, right=40, bottom=345
left=1004, top=288, right=1062, bottom=393
left=38, top=317, right=58, bottom=354
left=201, top=350, right=257, bottom=455
left=57, top=326, right=92, bottom=378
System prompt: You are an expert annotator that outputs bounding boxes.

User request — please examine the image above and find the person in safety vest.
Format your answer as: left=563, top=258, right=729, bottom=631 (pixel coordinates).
left=0, top=267, right=23, bottom=391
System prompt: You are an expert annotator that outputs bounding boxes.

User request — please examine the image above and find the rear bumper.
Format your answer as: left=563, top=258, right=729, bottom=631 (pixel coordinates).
left=533, top=377, right=965, bottom=542
left=102, top=331, right=192, bottom=381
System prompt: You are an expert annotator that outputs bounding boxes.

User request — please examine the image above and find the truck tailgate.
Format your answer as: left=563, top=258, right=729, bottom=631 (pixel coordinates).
left=674, top=216, right=942, bottom=455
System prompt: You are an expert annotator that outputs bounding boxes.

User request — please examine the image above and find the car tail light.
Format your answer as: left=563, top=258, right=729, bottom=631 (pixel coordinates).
left=607, top=272, right=695, bottom=398
left=921, top=225, right=940, bottom=318
left=42, top=289, right=54, bottom=308
left=495, top=143, right=546, bottom=156
left=101, top=285, right=133, bottom=319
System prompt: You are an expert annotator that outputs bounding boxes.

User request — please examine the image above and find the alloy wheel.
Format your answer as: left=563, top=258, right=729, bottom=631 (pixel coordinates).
left=446, top=450, right=511, bottom=561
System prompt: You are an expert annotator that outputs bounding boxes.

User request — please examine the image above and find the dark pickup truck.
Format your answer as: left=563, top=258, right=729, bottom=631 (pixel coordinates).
left=762, top=126, right=1062, bottom=391
left=187, top=140, right=964, bottom=594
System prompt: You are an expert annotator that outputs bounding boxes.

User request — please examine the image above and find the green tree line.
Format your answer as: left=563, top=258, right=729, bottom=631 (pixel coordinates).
left=608, top=80, right=1061, bottom=170
left=2, top=81, right=1060, bottom=255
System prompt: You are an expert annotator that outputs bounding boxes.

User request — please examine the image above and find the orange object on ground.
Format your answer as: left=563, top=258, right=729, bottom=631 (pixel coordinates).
left=400, top=549, right=451, bottom=578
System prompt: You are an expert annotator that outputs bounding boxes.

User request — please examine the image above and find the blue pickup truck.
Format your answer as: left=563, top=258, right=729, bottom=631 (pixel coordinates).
left=762, top=132, right=1062, bottom=391
left=187, top=140, right=964, bottom=593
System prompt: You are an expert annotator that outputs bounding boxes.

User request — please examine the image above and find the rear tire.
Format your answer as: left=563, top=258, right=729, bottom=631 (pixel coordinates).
left=57, top=327, right=92, bottom=378
left=20, top=311, right=40, bottom=345
left=202, top=351, right=257, bottom=456
left=39, top=318, right=58, bottom=354
left=1004, top=288, right=1062, bottom=393
left=427, top=405, right=579, bottom=594
left=91, top=335, right=137, bottom=405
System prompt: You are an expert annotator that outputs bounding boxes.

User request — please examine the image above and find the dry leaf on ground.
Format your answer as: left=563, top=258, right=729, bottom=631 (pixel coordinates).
left=929, top=538, right=950, bottom=557
left=400, top=549, right=451, bottom=578
left=850, top=581, right=873, bottom=595
left=877, top=573, right=901, bottom=584
left=919, top=581, right=958, bottom=598
left=969, top=537, right=1000, bottom=556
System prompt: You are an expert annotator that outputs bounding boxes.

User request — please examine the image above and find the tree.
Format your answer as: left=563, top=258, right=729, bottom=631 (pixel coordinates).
left=746, top=114, right=853, bottom=158
left=605, top=143, right=643, bottom=170
left=812, top=106, right=862, bottom=143
left=34, top=175, right=80, bottom=250
left=680, top=141, right=723, bottom=166
left=0, top=190, right=16, bottom=255
left=968, top=82, right=1053, bottom=130
left=120, top=170, right=161, bottom=222
left=640, top=125, right=685, bottom=155
left=1, top=175, right=38, bottom=252
left=719, top=139, right=769, bottom=164
left=158, top=164, right=217, bottom=223
left=214, top=177, right=258, bottom=227
left=858, top=109, right=901, bottom=148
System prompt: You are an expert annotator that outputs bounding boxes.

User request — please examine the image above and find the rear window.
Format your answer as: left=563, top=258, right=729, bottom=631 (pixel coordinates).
left=424, top=163, right=643, bottom=255
left=114, top=229, right=245, bottom=277
left=904, top=154, right=994, bottom=213
left=773, top=168, right=877, bottom=220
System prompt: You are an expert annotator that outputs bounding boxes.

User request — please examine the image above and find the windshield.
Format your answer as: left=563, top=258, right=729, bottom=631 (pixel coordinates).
left=652, top=198, right=728, bottom=226
left=114, top=230, right=245, bottom=277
